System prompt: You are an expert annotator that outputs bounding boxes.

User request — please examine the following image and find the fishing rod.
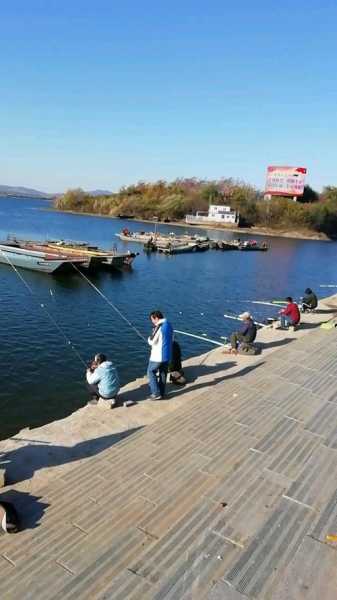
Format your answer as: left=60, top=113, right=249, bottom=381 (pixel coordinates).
left=245, top=300, right=285, bottom=308
left=0, top=249, right=87, bottom=367
left=223, top=313, right=267, bottom=328
left=174, top=330, right=225, bottom=347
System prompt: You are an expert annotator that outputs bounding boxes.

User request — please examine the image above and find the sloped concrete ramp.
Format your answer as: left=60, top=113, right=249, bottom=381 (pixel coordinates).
left=1, top=325, right=337, bottom=598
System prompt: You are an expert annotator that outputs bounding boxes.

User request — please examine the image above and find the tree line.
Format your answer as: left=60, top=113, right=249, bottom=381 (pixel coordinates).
left=54, top=179, right=337, bottom=237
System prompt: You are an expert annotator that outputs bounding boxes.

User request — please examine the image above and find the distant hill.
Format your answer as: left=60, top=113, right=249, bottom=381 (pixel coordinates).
left=0, top=185, right=54, bottom=199
left=86, top=189, right=112, bottom=196
left=0, top=186, right=113, bottom=199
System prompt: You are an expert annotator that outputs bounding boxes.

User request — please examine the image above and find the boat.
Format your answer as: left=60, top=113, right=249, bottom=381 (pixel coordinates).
left=117, top=229, right=211, bottom=248
left=116, top=229, right=175, bottom=245
left=195, top=241, right=210, bottom=251
left=238, top=241, right=269, bottom=251
left=0, top=242, right=88, bottom=274
left=45, top=240, right=138, bottom=269
left=216, top=240, right=240, bottom=250
left=143, top=240, right=158, bottom=252
left=117, top=214, right=135, bottom=219
left=158, top=243, right=198, bottom=255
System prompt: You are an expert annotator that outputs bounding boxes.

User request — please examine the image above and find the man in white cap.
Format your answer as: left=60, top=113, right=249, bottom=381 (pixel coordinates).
left=226, top=311, right=257, bottom=354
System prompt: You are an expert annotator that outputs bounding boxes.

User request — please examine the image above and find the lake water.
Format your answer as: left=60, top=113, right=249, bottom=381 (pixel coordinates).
left=1, top=196, right=336, bottom=440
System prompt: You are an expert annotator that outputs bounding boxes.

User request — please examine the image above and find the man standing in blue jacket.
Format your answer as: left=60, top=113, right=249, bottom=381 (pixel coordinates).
left=147, top=310, right=173, bottom=400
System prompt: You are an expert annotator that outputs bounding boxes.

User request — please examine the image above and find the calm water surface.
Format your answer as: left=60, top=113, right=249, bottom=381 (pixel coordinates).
left=1, top=196, right=336, bottom=439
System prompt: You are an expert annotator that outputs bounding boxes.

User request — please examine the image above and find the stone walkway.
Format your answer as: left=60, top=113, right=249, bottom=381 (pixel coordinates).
left=1, top=304, right=337, bottom=598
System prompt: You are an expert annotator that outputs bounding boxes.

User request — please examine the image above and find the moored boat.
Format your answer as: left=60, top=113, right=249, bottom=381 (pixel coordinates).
left=0, top=242, right=88, bottom=274
left=216, top=240, right=240, bottom=250
left=45, top=240, right=138, bottom=269
left=238, top=241, right=269, bottom=251
left=158, top=243, right=198, bottom=255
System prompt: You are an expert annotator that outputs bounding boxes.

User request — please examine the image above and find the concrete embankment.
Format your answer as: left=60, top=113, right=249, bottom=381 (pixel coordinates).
left=1, top=295, right=336, bottom=494
left=1, top=296, right=337, bottom=598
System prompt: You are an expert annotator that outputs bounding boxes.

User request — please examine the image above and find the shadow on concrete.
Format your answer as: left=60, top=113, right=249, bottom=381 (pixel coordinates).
left=0, top=489, right=49, bottom=531
left=297, top=322, right=322, bottom=330
left=178, top=361, right=237, bottom=384
left=1, top=428, right=141, bottom=486
left=257, top=338, right=293, bottom=350
left=166, top=362, right=264, bottom=399
left=118, top=361, right=238, bottom=404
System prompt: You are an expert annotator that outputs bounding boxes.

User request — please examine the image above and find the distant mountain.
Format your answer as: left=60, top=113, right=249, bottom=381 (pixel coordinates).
left=0, top=185, right=113, bottom=200
left=0, top=185, right=54, bottom=199
left=86, top=189, right=112, bottom=196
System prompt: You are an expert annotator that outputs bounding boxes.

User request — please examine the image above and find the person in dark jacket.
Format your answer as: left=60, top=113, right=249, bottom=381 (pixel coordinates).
left=169, top=340, right=186, bottom=385
left=301, top=288, right=318, bottom=312
left=226, top=312, right=257, bottom=354
left=279, top=297, right=301, bottom=328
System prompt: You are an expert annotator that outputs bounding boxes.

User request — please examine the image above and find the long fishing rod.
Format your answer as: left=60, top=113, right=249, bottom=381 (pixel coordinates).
left=174, top=330, right=225, bottom=347
left=71, top=263, right=147, bottom=343
left=0, top=250, right=87, bottom=367
left=245, top=300, right=284, bottom=308
left=223, top=313, right=267, bottom=328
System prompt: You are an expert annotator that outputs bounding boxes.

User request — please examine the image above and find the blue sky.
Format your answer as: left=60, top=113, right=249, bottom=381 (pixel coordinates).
left=0, top=0, right=336, bottom=192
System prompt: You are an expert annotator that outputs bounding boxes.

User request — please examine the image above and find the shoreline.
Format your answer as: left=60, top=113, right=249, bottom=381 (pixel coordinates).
left=50, top=207, right=330, bottom=241
left=1, top=293, right=337, bottom=494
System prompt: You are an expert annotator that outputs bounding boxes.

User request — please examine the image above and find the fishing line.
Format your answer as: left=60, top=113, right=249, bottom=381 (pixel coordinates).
left=0, top=249, right=87, bottom=367
left=71, top=263, right=147, bottom=343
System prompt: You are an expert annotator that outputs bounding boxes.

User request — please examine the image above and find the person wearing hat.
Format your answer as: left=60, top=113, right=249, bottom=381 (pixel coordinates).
left=225, top=311, right=257, bottom=354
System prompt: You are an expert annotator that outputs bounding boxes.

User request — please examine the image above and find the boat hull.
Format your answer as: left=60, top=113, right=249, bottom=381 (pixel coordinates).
left=159, top=244, right=198, bottom=255
left=0, top=245, right=76, bottom=274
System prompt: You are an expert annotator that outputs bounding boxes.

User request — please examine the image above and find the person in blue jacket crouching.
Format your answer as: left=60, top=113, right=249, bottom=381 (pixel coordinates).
left=86, top=353, right=120, bottom=408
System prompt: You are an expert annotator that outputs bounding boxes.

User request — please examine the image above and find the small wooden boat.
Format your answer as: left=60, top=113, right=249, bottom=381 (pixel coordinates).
left=143, top=240, right=157, bottom=252
left=116, top=229, right=175, bottom=245
left=217, top=241, right=240, bottom=250
left=0, top=242, right=87, bottom=274
left=45, top=240, right=138, bottom=269
left=158, top=243, right=198, bottom=255
left=195, top=241, right=210, bottom=251
left=238, top=241, right=268, bottom=251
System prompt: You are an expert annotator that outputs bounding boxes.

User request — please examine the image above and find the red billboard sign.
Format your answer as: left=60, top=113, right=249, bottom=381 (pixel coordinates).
left=265, top=166, right=307, bottom=197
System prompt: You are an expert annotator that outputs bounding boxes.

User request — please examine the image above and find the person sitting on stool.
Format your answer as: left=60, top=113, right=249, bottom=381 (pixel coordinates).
left=301, top=288, right=318, bottom=312
left=226, top=312, right=257, bottom=354
left=279, top=297, right=301, bottom=329
left=86, top=353, right=120, bottom=408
